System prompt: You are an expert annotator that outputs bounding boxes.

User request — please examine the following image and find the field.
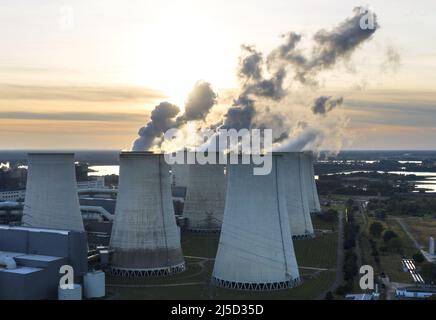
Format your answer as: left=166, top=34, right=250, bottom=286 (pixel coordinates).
left=400, top=216, right=436, bottom=250
left=106, top=215, right=338, bottom=300
left=359, top=215, right=417, bottom=283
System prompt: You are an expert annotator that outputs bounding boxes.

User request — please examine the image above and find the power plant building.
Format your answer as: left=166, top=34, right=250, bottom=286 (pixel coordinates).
left=109, top=152, right=185, bottom=277
left=283, top=152, right=314, bottom=239
left=182, top=163, right=226, bottom=232
left=22, top=153, right=85, bottom=232
left=301, top=152, right=321, bottom=214
left=212, top=154, right=300, bottom=291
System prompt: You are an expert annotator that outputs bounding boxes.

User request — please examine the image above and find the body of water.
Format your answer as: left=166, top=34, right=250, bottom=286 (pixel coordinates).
left=326, top=170, right=436, bottom=193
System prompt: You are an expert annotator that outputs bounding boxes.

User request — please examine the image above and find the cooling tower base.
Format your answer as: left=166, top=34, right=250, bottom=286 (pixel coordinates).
left=211, top=276, right=301, bottom=291
left=109, top=262, right=186, bottom=278
left=185, top=227, right=221, bottom=234
left=292, top=233, right=316, bottom=240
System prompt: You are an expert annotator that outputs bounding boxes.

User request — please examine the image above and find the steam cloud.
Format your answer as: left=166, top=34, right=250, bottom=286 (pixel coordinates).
left=132, top=7, right=380, bottom=153
left=312, top=96, right=344, bottom=115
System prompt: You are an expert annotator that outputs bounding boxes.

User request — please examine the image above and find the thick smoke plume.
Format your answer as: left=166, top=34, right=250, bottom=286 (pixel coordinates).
left=132, top=7, right=380, bottom=153
left=132, top=81, right=217, bottom=151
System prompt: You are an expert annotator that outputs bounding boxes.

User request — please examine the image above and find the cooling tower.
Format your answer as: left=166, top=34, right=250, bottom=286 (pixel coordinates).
left=301, top=152, right=321, bottom=214
left=171, top=164, right=190, bottom=187
left=183, top=163, right=226, bottom=232
left=212, top=154, right=300, bottom=291
left=109, top=152, right=185, bottom=277
left=283, top=152, right=314, bottom=239
left=22, top=153, right=84, bottom=232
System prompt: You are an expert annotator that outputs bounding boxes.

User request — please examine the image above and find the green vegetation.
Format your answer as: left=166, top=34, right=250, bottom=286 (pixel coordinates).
left=412, top=252, right=425, bottom=264
left=367, top=197, right=436, bottom=218
left=369, top=222, right=384, bottom=237
left=106, top=214, right=339, bottom=300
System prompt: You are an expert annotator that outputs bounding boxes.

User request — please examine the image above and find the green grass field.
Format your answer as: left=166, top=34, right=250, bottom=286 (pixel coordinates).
left=106, top=213, right=339, bottom=300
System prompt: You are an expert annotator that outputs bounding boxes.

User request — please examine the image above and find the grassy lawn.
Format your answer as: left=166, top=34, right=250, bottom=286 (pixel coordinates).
left=294, top=232, right=337, bottom=269
left=106, top=214, right=339, bottom=300
left=401, top=216, right=436, bottom=250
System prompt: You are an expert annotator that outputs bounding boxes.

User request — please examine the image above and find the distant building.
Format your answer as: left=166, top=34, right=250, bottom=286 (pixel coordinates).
left=396, top=286, right=436, bottom=299
left=345, top=293, right=379, bottom=300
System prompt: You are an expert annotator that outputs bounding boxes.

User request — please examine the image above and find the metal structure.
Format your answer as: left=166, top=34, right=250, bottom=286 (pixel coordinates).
left=22, top=153, right=85, bottom=232
left=212, top=154, right=300, bottom=291
left=430, top=237, right=435, bottom=256
left=183, top=162, right=226, bottom=232
left=301, top=152, right=321, bottom=214
left=109, top=152, right=185, bottom=277
left=283, top=152, right=314, bottom=239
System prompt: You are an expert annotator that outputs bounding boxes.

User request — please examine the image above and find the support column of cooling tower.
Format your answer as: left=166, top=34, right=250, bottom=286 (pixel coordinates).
left=22, top=153, right=84, bottom=232
left=183, top=162, right=226, bottom=232
left=109, top=152, right=185, bottom=277
left=301, top=152, right=321, bottom=214
left=283, top=152, right=314, bottom=239
left=211, top=154, right=301, bottom=291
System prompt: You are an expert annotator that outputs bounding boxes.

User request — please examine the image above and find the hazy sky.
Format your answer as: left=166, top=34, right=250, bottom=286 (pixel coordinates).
left=1, top=0, right=435, bottom=150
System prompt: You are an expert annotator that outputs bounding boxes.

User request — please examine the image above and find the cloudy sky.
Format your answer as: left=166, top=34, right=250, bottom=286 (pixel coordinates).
left=1, top=0, right=435, bottom=150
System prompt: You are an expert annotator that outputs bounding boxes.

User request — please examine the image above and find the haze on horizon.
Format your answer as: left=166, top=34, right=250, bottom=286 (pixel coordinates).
left=1, top=0, right=435, bottom=150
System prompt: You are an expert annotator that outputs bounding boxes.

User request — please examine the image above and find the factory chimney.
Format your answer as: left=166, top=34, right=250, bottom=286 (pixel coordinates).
left=301, top=152, right=321, bottom=214
left=283, top=152, right=314, bottom=239
left=109, top=152, right=185, bottom=277
left=22, top=153, right=84, bottom=231
left=212, top=154, right=300, bottom=290
left=183, top=159, right=227, bottom=232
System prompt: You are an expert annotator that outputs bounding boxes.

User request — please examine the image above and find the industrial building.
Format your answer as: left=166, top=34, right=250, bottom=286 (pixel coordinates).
left=21, top=153, right=85, bottom=232
left=283, top=152, right=314, bottom=239
left=109, top=152, right=185, bottom=277
left=182, top=162, right=226, bottom=232
left=301, top=152, right=321, bottom=214
left=212, top=154, right=301, bottom=291
left=0, top=225, right=88, bottom=300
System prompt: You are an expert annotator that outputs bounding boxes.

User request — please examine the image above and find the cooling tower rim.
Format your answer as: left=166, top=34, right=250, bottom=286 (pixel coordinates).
left=211, top=276, right=302, bottom=291
left=109, top=262, right=186, bottom=277
left=119, top=151, right=158, bottom=157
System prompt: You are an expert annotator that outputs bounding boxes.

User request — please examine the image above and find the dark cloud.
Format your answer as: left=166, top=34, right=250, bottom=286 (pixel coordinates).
left=312, top=96, right=344, bottom=115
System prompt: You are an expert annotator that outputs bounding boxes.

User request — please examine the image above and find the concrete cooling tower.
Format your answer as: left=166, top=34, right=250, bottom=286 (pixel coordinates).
left=171, top=164, right=190, bottom=187
left=301, top=152, right=321, bottom=214
left=22, top=153, right=84, bottom=232
left=183, top=163, right=226, bottom=232
left=212, top=154, right=300, bottom=291
left=109, top=152, right=185, bottom=277
left=283, top=152, right=314, bottom=239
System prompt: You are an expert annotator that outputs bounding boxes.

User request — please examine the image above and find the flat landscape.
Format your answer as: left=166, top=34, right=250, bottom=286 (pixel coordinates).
left=106, top=214, right=339, bottom=300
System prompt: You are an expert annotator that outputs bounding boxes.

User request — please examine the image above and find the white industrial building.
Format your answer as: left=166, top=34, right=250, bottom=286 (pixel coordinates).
left=109, top=152, right=185, bottom=277
left=212, top=154, right=301, bottom=291
left=301, top=152, right=321, bottom=214
left=21, top=153, right=85, bottom=232
left=182, top=163, right=226, bottom=232
left=283, top=152, right=314, bottom=239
